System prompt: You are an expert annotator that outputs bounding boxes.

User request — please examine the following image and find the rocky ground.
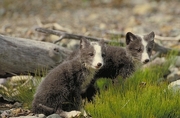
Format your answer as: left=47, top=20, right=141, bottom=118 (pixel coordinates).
left=0, top=0, right=180, bottom=117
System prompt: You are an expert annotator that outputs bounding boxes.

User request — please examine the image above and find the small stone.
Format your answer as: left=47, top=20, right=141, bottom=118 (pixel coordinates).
left=168, top=80, right=180, bottom=92
left=65, top=110, right=81, bottom=118
left=167, top=71, right=180, bottom=83
left=99, top=23, right=106, bottom=30
left=168, top=65, right=179, bottom=73
left=47, top=114, right=62, bottom=118
left=0, top=78, right=7, bottom=84
left=175, top=56, right=180, bottom=67
left=143, top=57, right=166, bottom=68
left=37, top=114, right=46, bottom=118
left=13, top=102, right=22, bottom=108
left=133, top=2, right=156, bottom=15
left=0, top=110, right=11, bottom=118
left=0, top=8, right=5, bottom=16
left=12, top=108, right=22, bottom=116
left=87, top=13, right=99, bottom=20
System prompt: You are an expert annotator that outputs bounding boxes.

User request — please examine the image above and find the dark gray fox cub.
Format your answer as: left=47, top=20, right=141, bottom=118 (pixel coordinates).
left=80, top=31, right=155, bottom=101
left=32, top=38, right=106, bottom=117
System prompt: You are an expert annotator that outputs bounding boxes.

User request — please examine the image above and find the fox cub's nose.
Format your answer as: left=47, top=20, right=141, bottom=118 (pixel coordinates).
left=143, top=59, right=149, bottom=64
left=96, top=63, right=102, bottom=68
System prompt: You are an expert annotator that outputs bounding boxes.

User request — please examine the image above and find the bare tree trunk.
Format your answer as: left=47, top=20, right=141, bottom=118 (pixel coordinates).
left=0, top=34, right=71, bottom=78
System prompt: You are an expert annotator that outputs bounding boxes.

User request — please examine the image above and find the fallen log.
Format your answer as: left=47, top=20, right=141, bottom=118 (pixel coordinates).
left=0, top=34, right=71, bottom=78
left=1, top=28, right=179, bottom=78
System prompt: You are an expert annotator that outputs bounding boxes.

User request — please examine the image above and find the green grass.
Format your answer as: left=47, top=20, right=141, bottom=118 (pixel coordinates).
left=13, top=76, right=42, bottom=108
left=0, top=69, right=47, bottom=109
left=1, top=52, right=179, bottom=118
left=85, top=53, right=180, bottom=118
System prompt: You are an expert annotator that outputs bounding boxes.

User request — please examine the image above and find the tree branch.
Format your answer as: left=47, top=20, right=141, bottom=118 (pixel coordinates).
left=155, top=35, right=180, bottom=41
left=35, top=27, right=118, bottom=44
left=35, top=27, right=180, bottom=56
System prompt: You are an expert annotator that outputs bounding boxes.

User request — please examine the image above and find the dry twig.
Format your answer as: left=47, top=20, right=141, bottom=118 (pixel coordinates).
left=35, top=27, right=118, bottom=44
left=35, top=27, right=180, bottom=56
left=155, top=35, right=180, bottom=41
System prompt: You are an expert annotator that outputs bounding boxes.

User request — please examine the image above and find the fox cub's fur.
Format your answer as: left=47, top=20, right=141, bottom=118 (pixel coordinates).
left=32, top=38, right=106, bottom=117
left=81, top=31, right=155, bottom=101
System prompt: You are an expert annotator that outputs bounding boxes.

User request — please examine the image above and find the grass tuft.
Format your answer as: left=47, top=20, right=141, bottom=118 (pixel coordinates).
left=1, top=51, right=179, bottom=117
left=85, top=52, right=180, bottom=118
left=0, top=69, right=47, bottom=109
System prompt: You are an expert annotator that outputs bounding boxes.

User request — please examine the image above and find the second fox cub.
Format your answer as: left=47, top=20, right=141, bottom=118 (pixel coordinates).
left=81, top=31, right=155, bottom=101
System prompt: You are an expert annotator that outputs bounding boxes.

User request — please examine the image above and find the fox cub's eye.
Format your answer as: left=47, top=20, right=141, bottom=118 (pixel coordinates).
left=102, top=53, right=106, bottom=57
left=135, top=48, right=141, bottom=52
left=148, top=48, right=151, bottom=52
left=89, top=52, right=94, bottom=56
left=137, top=48, right=141, bottom=52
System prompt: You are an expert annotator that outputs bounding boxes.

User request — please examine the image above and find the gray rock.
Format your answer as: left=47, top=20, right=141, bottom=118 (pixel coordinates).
left=167, top=65, right=180, bottom=83
left=13, top=102, right=22, bottom=108
left=0, top=78, right=7, bottom=84
left=169, top=65, right=179, bottom=73
left=143, top=57, right=166, bottom=68
left=37, top=114, right=46, bottom=118
left=168, top=80, right=180, bottom=93
left=175, top=56, right=180, bottom=67
left=0, top=8, right=5, bottom=16
left=167, top=72, right=180, bottom=83
left=47, top=114, right=62, bottom=118
left=0, top=110, right=11, bottom=118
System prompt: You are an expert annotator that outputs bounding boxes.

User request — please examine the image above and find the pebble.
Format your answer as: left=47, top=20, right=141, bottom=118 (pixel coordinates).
left=175, top=56, right=180, bottom=67
left=47, top=114, right=62, bottom=118
left=0, top=8, right=5, bottom=16
left=143, top=57, right=166, bottom=68
left=166, top=65, right=180, bottom=82
left=167, top=72, right=180, bottom=83
left=168, top=80, right=180, bottom=93
left=133, top=2, right=157, bottom=15
left=0, top=78, right=7, bottom=84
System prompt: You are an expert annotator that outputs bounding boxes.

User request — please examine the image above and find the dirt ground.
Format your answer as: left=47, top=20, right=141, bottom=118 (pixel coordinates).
left=0, top=0, right=180, bottom=44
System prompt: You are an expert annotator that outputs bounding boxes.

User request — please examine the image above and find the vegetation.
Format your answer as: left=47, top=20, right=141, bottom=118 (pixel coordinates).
left=0, top=52, right=179, bottom=118
left=85, top=52, right=180, bottom=118
left=0, top=69, right=47, bottom=109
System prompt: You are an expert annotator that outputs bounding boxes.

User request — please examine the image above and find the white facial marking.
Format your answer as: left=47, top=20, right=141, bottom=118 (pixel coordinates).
left=140, top=35, right=150, bottom=63
left=91, top=42, right=103, bottom=69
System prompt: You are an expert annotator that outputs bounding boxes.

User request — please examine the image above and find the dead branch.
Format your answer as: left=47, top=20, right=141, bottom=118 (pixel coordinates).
left=155, top=35, right=180, bottom=41
left=35, top=27, right=118, bottom=44
left=0, top=34, right=71, bottom=78
left=94, top=27, right=125, bottom=37
left=35, top=27, right=180, bottom=56
left=96, top=28, right=180, bottom=42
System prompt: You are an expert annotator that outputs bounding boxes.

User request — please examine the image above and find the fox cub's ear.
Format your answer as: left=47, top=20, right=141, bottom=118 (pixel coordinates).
left=99, top=39, right=106, bottom=46
left=80, top=37, right=90, bottom=49
left=125, top=32, right=137, bottom=45
left=147, top=31, right=155, bottom=41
